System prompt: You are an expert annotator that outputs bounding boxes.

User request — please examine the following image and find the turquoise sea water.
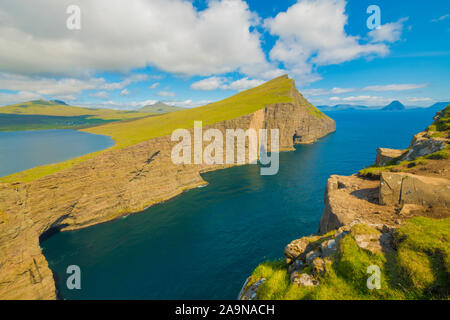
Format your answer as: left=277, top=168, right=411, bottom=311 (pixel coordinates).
left=0, top=129, right=114, bottom=177
left=41, top=109, right=437, bottom=299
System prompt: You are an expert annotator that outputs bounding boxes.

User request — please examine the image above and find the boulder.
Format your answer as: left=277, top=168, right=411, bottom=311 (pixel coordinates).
left=284, top=238, right=309, bottom=264
left=375, top=148, right=406, bottom=166
left=305, top=250, right=321, bottom=264
left=288, top=259, right=305, bottom=274
left=320, top=239, right=337, bottom=257
left=380, top=172, right=450, bottom=207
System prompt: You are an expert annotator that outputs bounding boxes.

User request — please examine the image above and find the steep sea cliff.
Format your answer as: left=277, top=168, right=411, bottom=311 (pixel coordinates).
left=239, top=107, right=449, bottom=300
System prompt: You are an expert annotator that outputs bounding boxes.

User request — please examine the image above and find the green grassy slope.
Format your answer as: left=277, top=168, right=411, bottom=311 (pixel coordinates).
left=248, top=216, right=449, bottom=300
left=0, top=114, right=117, bottom=131
left=84, top=75, right=295, bottom=148
left=0, top=100, right=152, bottom=120
left=0, top=100, right=159, bottom=131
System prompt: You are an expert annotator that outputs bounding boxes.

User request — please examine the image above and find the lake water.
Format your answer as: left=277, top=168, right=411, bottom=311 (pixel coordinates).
left=41, top=109, right=437, bottom=299
left=0, top=130, right=114, bottom=177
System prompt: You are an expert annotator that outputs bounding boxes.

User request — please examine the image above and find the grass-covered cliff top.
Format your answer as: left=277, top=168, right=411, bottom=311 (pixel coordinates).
left=83, top=75, right=296, bottom=149
left=246, top=216, right=449, bottom=300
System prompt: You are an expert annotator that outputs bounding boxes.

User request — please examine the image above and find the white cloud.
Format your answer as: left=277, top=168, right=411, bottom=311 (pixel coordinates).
left=222, top=77, right=265, bottom=91
left=149, top=82, right=160, bottom=89
left=328, top=95, right=393, bottom=106
left=0, top=0, right=275, bottom=78
left=52, top=95, right=77, bottom=101
left=101, top=74, right=148, bottom=90
left=431, top=14, right=450, bottom=22
left=157, top=91, right=176, bottom=97
left=327, top=95, right=434, bottom=107
left=0, top=72, right=150, bottom=104
left=363, top=83, right=427, bottom=91
left=120, top=89, right=130, bottom=96
left=264, top=0, right=391, bottom=84
left=405, top=97, right=433, bottom=103
left=303, top=83, right=427, bottom=99
left=368, top=18, right=408, bottom=43
left=0, top=72, right=148, bottom=96
left=129, top=99, right=158, bottom=107
left=191, top=76, right=264, bottom=91
left=0, top=73, right=103, bottom=96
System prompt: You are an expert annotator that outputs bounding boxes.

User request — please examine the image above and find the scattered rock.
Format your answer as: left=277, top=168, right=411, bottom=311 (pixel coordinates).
left=380, top=172, right=450, bottom=207
left=354, top=231, right=394, bottom=253
left=291, top=273, right=319, bottom=287
left=238, top=278, right=266, bottom=300
left=284, top=238, right=309, bottom=264
left=405, top=132, right=446, bottom=161
left=288, top=259, right=305, bottom=274
left=305, top=250, right=321, bottom=264
left=320, top=239, right=337, bottom=257
left=312, top=257, right=326, bottom=277
left=399, top=204, right=424, bottom=217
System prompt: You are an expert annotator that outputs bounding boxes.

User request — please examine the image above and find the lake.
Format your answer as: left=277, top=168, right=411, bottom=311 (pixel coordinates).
left=41, top=109, right=437, bottom=299
left=0, top=129, right=114, bottom=178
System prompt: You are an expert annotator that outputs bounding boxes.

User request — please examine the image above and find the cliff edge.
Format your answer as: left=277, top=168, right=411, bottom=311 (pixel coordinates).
left=0, top=76, right=335, bottom=300
left=239, top=106, right=449, bottom=300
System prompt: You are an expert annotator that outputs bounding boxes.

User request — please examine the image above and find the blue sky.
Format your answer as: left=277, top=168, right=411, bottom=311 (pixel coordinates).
left=0, top=0, right=449, bottom=108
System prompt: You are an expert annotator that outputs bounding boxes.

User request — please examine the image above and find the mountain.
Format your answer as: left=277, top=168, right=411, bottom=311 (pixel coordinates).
left=0, top=100, right=153, bottom=131
left=427, top=102, right=450, bottom=111
left=240, top=105, right=450, bottom=300
left=139, top=102, right=183, bottom=114
left=381, top=100, right=405, bottom=111
left=0, top=75, right=336, bottom=300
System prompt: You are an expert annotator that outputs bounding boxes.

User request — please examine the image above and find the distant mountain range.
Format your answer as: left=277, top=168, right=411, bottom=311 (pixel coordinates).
left=315, top=104, right=369, bottom=111
left=317, top=101, right=450, bottom=112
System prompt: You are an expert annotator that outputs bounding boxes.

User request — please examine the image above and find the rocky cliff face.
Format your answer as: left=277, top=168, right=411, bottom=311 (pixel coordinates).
left=0, top=82, right=335, bottom=299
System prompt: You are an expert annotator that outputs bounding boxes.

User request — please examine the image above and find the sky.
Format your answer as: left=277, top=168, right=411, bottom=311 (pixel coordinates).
left=0, top=0, right=449, bottom=108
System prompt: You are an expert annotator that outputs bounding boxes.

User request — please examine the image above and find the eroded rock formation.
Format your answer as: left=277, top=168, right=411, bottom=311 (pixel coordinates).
left=0, top=80, right=335, bottom=299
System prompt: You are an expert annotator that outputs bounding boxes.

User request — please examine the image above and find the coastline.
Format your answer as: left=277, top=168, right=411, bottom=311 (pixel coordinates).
left=0, top=86, right=336, bottom=299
